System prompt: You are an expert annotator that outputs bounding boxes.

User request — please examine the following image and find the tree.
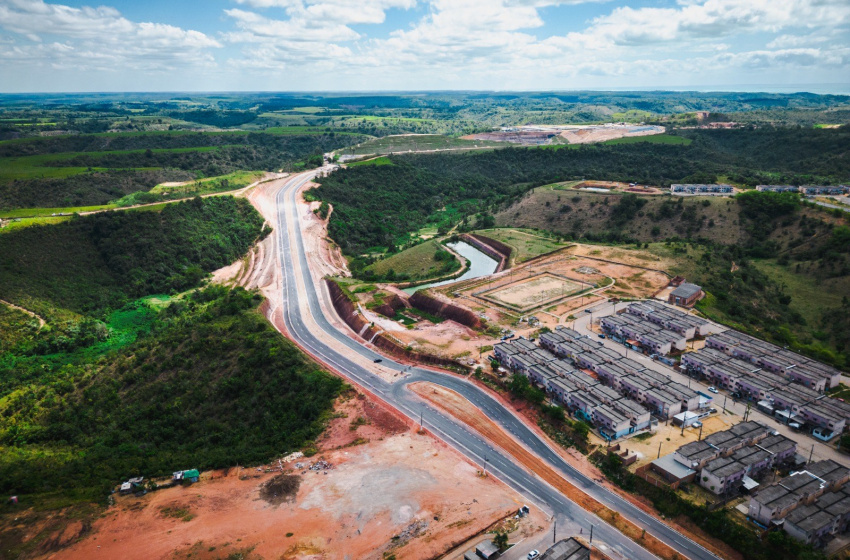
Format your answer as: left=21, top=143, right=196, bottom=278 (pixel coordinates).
left=493, top=531, right=509, bottom=550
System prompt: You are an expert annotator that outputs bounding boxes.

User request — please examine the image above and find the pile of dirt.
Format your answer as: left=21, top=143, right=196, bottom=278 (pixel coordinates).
left=259, top=474, right=301, bottom=505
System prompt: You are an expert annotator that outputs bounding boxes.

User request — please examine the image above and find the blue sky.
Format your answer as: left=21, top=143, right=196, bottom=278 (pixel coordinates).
left=1, top=0, right=848, bottom=92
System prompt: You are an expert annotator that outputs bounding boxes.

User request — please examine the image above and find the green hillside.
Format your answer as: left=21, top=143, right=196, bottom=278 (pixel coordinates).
left=0, top=196, right=267, bottom=319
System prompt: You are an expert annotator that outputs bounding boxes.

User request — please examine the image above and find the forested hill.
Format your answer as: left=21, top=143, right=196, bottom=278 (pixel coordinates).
left=313, top=126, right=850, bottom=254
left=0, top=196, right=266, bottom=319
left=0, top=131, right=364, bottom=209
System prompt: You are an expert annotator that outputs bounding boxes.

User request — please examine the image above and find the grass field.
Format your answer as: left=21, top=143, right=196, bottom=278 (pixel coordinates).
left=149, top=170, right=265, bottom=196
left=347, top=156, right=394, bottom=167
left=474, top=228, right=571, bottom=263
left=0, top=146, right=229, bottom=183
left=751, top=258, right=850, bottom=327
left=0, top=204, right=117, bottom=219
left=344, top=134, right=503, bottom=155
left=365, top=239, right=460, bottom=280
left=603, top=134, right=691, bottom=146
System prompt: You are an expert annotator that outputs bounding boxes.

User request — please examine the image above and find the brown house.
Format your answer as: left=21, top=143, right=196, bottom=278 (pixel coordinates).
left=668, top=283, right=703, bottom=308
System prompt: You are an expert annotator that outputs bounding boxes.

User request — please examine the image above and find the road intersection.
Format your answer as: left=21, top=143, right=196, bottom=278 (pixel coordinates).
left=274, top=169, right=722, bottom=560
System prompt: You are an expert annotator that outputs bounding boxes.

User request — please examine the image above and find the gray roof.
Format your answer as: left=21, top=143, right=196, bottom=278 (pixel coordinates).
left=704, top=457, right=746, bottom=478
left=652, top=454, right=696, bottom=480
left=670, top=283, right=702, bottom=298
left=540, top=538, right=591, bottom=560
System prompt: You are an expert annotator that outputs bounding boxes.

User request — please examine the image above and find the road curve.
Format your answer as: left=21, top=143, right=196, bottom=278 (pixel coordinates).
left=274, top=170, right=721, bottom=560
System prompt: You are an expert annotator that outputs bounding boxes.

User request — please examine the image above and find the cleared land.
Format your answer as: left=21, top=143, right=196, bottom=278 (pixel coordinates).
left=480, top=273, right=588, bottom=312
left=45, top=392, right=520, bottom=560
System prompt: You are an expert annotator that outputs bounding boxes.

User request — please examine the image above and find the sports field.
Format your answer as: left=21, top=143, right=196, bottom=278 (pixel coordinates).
left=481, top=273, right=588, bottom=311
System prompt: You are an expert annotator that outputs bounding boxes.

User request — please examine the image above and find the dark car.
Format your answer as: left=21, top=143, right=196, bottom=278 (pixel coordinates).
left=373, top=358, right=382, bottom=363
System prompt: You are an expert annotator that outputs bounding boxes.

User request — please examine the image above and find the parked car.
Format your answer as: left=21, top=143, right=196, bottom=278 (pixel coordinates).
left=528, top=551, right=540, bottom=560
left=692, top=421, right=703, bottom=428
left=373, top=358, right=382, bottom=363
left=707, top=386, right=719, bottom=394
left=598, top=334, right=606, bottom=339
left=709, top=408, right=718, bottom=414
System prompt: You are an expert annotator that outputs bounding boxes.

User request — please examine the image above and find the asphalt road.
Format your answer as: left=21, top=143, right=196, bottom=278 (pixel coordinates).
left=274, top=170, right=722, bottom=560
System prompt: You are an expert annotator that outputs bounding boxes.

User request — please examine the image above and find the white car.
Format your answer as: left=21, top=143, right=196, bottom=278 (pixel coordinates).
left=707, top=386, right=719, bottom=394
left=528, top=551, right=540, bottom=560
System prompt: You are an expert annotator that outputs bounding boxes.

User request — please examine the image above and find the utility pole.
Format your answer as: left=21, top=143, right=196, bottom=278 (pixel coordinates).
left=657, top=441, right=662, bottom=458
left=698, top=423, right=703, bottom=441
left=553, top=519, right=557, bottom=544
left=419, top=407, right=423, bottom=430
left=723, top=395, right=727, bottom=413
left=808, top=444, right=815, bottom=464
left=590, top=524, right=594, bottom=544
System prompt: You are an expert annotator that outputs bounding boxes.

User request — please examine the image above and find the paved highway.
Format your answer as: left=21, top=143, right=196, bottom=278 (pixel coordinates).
left=274, top=170, right=722, bottom=560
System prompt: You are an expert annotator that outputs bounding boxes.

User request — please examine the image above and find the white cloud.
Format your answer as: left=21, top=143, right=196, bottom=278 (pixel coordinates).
left=0, top=0, right=220, bottom=73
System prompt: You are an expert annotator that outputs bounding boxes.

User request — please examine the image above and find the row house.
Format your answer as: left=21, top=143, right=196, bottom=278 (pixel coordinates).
left=644, top=386, right=683, bottom=418
left=816, top=487, right=850, bottom=533
left=638, top=332, right=673, bottom=355
left=512, top=337, right=538, bottom=353
left=737, top=376, right=778, bottom=401
left=620, top=374, right=654, bottom=403
left=705, top=331, right=744, bottom=353
left=705, top=363, right=747, bottom=391
left=569, top=390, right=603, bottom=421
left=700, top=457, right=747, bottom=495
left=664, top=381, right=701, bottom=411
left=681, top=351, right=718, bottom=376
left=555, top=326, right=584, bottom=340
left=807, top=460, right=850, bottom=492
left=539, top=329, right=569, bottom=352
left=528, top=363, right=558, bottom=388
left=589, top=384, right=622, bottom=406
left=731, top=446, right=773, bottom=477
left=756, top=433, right=798, bottom=465
left=591, top=404, right=633, bottom=440
left=575, top=350, right=606, bottom=372
left=674, top=440, right=720, bottom=471
left=758, top=353, right=797, bottom=375
left=552, top=340, right=587, bottom=362
left=769, top=386, right=818, bottom=415
left=787, top=365, right=831, bottom=393
left=617, top=357, right=646, bottom=376
left=799, top=402, right=847, bottom=435
left=747, top=463, right=843, bottom=526
left=548, top=376, right=579, bottom=406
left=796, top=360, right=842, bottom=389
left=567, top=369, right=599, bottom=391
left=493, top=341, right=520, bottom=364
left=784, top=504, right=837, bottom=545
left=595, top=361, right=631, bottom=391
left=612, top=397, right=652, bottom=431
left=639, top=368, right=671, bottom=387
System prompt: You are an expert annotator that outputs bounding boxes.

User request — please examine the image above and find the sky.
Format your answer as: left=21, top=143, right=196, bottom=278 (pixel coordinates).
left=0, top=0, right=849, bottom=93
